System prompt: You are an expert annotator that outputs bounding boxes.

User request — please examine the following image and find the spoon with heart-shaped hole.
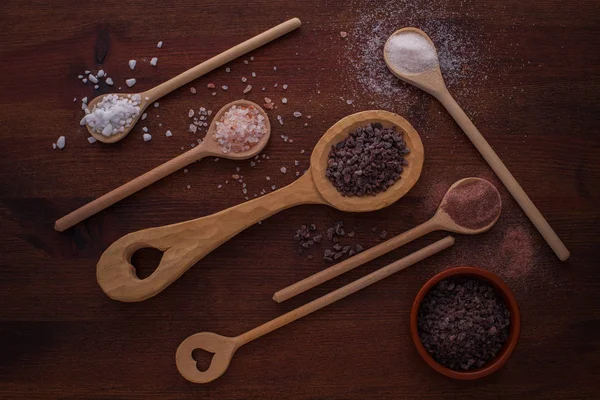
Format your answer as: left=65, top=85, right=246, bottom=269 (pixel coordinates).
left=176, top=236, right=454, bottom=384
left=383, top=27, right=569, bottom=261
left=96, top=110, right=424, bottom=302
left=273, top=177, right=501, bottom=303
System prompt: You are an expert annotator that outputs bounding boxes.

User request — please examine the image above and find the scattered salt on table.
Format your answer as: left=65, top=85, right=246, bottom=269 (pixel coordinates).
left=225, top=67, right=231, bottom=73
left=280, top=167, right=287, bottom=174
left=252, top=72, right=256, bottom=77
left=105, top=77, right=114, bottom=85
left=143, top=133, right=152, bottom=142
left=128, top=60, right=136, bottom=70
left=94, top=85, right=99, bottom=90
left=88, top=74, right=98, bottom=84
left=188, top=109, right=195, bottom=118
left=221, top=85, right=228, bottom=91
left=142, top=127, right=148, bottom=132
left=87, top=136, right=97, bottom=144
left=150, top=57, right=158, bottom=66
left=82, top=78, right=88, bottom=83
left=243, top=85, right=252, bottom=94
left=283, top=84, right=288, bottom=90
left=56, top=136, right=66, bottom=149
left=126, top=78, right=136, bottom=87
left=384, top=31, right=438, bottom=75
left=293, top=111, right=302, bottom=118
left=241, top=77, right=247, bottom=83
left=281, top=98, right=288, bottom=104
left=157, top=41, right=163, bottom=48
left=141, top=113, right=147, bottom=120
left=154, top=102, right=159, bottom=108
left=190, top=87, right=197, bottom=94
left=97, top=70, right=105, bottom=78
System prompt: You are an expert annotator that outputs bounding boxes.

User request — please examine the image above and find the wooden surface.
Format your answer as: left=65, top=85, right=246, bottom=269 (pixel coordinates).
left=0, top=0, right=599, bottom=399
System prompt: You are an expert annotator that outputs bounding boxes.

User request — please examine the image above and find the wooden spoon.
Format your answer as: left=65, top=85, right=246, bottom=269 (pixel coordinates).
left=96, top=110, right=425, bottom=302
left=55, top=100, right=270, bottom=232
left=383, top=27, right=569, bottom=261
left=85, top=17, right=301, bottom=143
left=176, top=236, right=455, bottom=384
left=273, top=177, right=501, bottom=303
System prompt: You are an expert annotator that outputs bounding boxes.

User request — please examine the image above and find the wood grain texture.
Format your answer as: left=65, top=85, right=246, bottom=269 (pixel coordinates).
left=1, top=0, right=599, bottom=399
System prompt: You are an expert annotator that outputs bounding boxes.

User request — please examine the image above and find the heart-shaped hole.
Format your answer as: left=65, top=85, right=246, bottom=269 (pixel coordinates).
left=130, top=247, right=163, bottom=279
left=192, top=348, right=215, bottom=372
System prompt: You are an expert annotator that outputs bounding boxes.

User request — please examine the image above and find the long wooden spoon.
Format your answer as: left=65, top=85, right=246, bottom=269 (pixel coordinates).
left=273, top=177, right=500, bottom=303
left=85, top=18, right=300, bottom=143
left=96, top=110, right=424, bottom=302
left=176, top=236, right=454, bottom=384
left=383, top=27, right=569, bottom=261
left=55, top=100, right=270, bottom=232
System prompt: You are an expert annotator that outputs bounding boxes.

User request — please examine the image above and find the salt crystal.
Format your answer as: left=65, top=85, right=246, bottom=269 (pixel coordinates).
left=340, top=31, right=348, bottom=38
left=221, top=85, right=228, bottom=91
left=213, top=104, right=267, bottom=153
left=250, top=56, right=254, bottom=61
left=56, top=136, right=66, bottom=149
left=150, top=57, right=158, bottom=66
left=52, top=143, right=56, bottom=149
left=212, top=92, right=216, bottom=96
left=191, top=143, right=195, bottom=147
left=97, top=70, right=105, bottom=77
left=289, top=139, right=293, bottom=143
left=281, top=98, right=287, bottom=104
left=154, top=102, right=159, bottom=108
left=250, top=161, right=256, bottom=167
left=82, top=97, right=88, bottom=103
left=128, top=60, right=136, bottom=70
left=94, top=85, right=99, bottom=90
left=81, top=94, right=141, bottom=136
left=241, top=77, right=247, bottom=83
left=271, top=185, right=276, bottom=190
left=276, top=115, right=283, bottom=126
left=85, top=70, right=91, bottom=74
left=252, top=72, right=256, bottom=77
left=82, top=78, right=88, bottom=83
left=294, top=160, right=299, bottom=166
left=207, top=110, right=212, bottom=116
left=243, top=85, right=252, bottom=94
left=188, top=109, right=195, bottom=118
left=141, top=113, right=147, bottom=120
left=384, top=31, right=438, bottom=75
left=296, top=171, right=300, bottom=176
left=274, top=83, right=278, bottom=87
left=189, top=124, right=197, bottom=133
left=159, top=123, right=162, bottom=127
left=87, top=136, right=97, bottom=144
left=283, top=84, right=288, bottom=90
left=78, top=75, right=83, bottom=79
left=187, top=185, right=191, bottom=189
left=157, top=41, right=163, bottom=48
left=300, top=149, right=305, bottom=154
left=293, top=111, right=302, bottom=118
left=218, top=184, right=222, bottom=189
left=143, top=133, right=152, bottom=141
left=190, top=87, right=197, bottom=94
left=266, top=176, right=271, bottom=181
left=226, top=67, right=231, bottom=73
left=262, top=87, right=266, bottom=91
left=280, top=167, right=287, bottom=174
left=145, top=97, right=149, bottom=101
left=346, top=99, right=353, bottom=105
left=207, top=83, right=215, bottom=89
left=126, top=78, right=136, bottom=87
left=273, top=66, right=277, bottom=71
left=105, top=77, right=114, bottom=85
left=244, top=60, right=249, bottom=64
left=166, top=130, right=172, bottom=137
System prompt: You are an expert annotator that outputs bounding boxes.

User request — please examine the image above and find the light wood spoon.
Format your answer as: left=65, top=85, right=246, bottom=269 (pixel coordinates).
left=176, top=236, right=455, bottom=384
left=96, top=110, right=425, bottom=302
left=273, top=177, right=501, bottom=303
left=85, top=18, right=301, bottom=143
left=383, top=27, right=569, bottom=261
left=55, top=100, right=270, bottom=232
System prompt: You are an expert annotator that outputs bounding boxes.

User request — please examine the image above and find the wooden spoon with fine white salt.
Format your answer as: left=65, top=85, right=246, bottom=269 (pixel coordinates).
left=55, top=100, right=270, bottom=232
left=383, top=27, right=570, bottom=261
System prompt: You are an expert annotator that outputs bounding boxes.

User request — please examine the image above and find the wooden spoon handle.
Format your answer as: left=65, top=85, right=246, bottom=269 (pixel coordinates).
left=146, top=18, right=301, bottom=101
left=436, top=90, right=570, bottom=261
left=272, top=219, right=438, bottom=303
left=238, top=237, right=455, bottom=345
left=55, top=146, right=208, bottom=232
left=96, top=172, right=323, bottom=302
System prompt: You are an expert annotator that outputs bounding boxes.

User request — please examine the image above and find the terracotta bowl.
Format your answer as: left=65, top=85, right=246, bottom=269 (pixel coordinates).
left=410, top=266, right=521, bottom=380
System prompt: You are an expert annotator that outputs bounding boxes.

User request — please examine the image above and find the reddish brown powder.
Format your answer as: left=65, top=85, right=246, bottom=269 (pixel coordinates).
left=441, top=179, right=501, bottom=230
left=499, top=227, right=535, bottom=278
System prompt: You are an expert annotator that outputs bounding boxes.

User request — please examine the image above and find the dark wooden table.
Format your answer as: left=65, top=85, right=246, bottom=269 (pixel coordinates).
left=1, top=0, right=599, bottom=398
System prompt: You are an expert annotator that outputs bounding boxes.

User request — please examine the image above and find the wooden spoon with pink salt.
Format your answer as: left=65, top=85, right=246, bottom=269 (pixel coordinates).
left=55, top=100, right=270, bottom=232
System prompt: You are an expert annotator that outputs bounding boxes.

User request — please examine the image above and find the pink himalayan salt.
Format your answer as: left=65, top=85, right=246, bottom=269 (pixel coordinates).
left=214, top=105, right=267, bottom=153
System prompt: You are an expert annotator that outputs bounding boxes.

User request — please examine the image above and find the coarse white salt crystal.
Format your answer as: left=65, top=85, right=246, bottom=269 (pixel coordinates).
left=154, top=102, right=159, bottom=107
left=283, top=84, right=288, bottom=89
left=150, top=57, right=158, bottom=66
left=226, top=67, right=230, bottom=73
left=191, top=143, right=195, bottom=147
left=56, top=136, right=66, bottom=149
left=271, top=185, right=276, bottom=190
left=78, top=75, right=83, bottom=79
left=142, top=126, right=148, bottom=132
left=250, top=161, right=255, bottom=166
left=280, top=167, right=287, bottom=174
left=274, top=66, right=277, bottom=71
left=82, top=97, right=88, bottom=103
left=189, top=124, right=197, bottom=133
left=264, top=97, right=272, bottom=103
left=243, top=85, right=252, bottom=94
left=289, top=139, right=293, bottom=143
left=221, top=85, right=228, bottom=91
left=141, top=113, right=147, bottom=120
left=157, top=41, right=163, bottom=48
left=244, top=60, right=249, bottom=64
left=296, top=171, right=300, bottom=176
left=159, top=122, right=162, bottom=127
left=73, top=97, right=77, bottom=102
left=241, top=77, right=247, bottom=82
left=214, top=158, right=219, bottom=161
left=250, top=56, right=254, bottom=61
left=126, top=78, right=136, bottom=87
left=294, top=160, right=299, bottom=166
left=242, top=188, right=247, bottom=194
left=187, top=184, right=191, bottom=189
left=281, top=98, right=288, bottom=104
left=340, top=31, right=348, bottom=38
left=188, top=109, right=194, bottom=118
left=300, top=149, right=305, bottom=154
left=207, top=110, right=212, bottom=116
left=129, top=60, right=136, bottom=70
left=82, top=78, right=88, bottom=83
left=164, top=129, right=172, bottom=137
left=85, top=70, right=91, bottom=74
left=384, top=31, right=438, bottom=75
left=274, top=83, right=278, bottom=87
left=218, top=184, right=222, bottom=189
left=293, top=111, right=302, bottom=118
left=105, top=77, right=114, bottom=85
left=212, top=92, right=217, bottom=96
left=145, top=96, right=149, bottom=101
left=266, top=176, right=271, bottom=181
left=97, top=70, right=105, bottom=77
left=190, top=87, right=196, bottom=94
left=52, top=143, right=56, bottom=149
left=94, top=85, right=99, bottom=90
left=252, top=72, right=256, bottom=77
left=276, top=115, right=283, bottom=125
left=87, top=136, right=97, bottom=144
left=143, top=133, right=152, bottom=141
left=262, top=87, right=266, bottom=91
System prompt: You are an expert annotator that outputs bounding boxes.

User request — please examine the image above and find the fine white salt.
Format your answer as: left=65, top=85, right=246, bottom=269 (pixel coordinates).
left=384, top=31, right=438, bottom=75
left=143, top=133, right=152, bottom=142
left=126, top=78, right=136, bottom=87
left=56, top=136, right=66, bottom=149
left=129, top=60, right=136, bottom=70
left=150, top=57, right=158, bottom=66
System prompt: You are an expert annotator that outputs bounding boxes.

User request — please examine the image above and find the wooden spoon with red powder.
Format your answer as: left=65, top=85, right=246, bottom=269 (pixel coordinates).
left=274, top=177, right=502, bottom=303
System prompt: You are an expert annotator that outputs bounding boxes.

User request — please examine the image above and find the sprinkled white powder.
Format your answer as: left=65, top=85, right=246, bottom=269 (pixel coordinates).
left=56, top=136, right=66, bottom=149
left=384, top=31, right=438, bottom=75
left=126, top=78, right=136, bottom=87
left=150, top=57, right=158, bottom=66
left=214, top=105, right=267, bottom=153
left=157, top=41, right=163, bottom=48
left=128, top=60, right=136, bottom=70
left=81, top=94, right=141, bottom=137
left=143, top=133, right=152, bottom=142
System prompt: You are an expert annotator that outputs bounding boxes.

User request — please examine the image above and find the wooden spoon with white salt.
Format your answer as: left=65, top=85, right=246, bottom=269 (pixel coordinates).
left=383, top=27, right=570, bottom=261
left=83, top=18, right=300, bottom=144
left=55, top=100, right=270, bottom=232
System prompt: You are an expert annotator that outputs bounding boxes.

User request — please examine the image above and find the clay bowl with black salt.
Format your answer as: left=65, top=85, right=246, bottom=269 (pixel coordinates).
left=410, top=266, right=521, bottom=380
left=96, top=110, right=424, bottom=302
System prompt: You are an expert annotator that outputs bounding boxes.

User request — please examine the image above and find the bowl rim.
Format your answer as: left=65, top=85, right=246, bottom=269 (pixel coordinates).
left=410, top=266, right=521, bottom=380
